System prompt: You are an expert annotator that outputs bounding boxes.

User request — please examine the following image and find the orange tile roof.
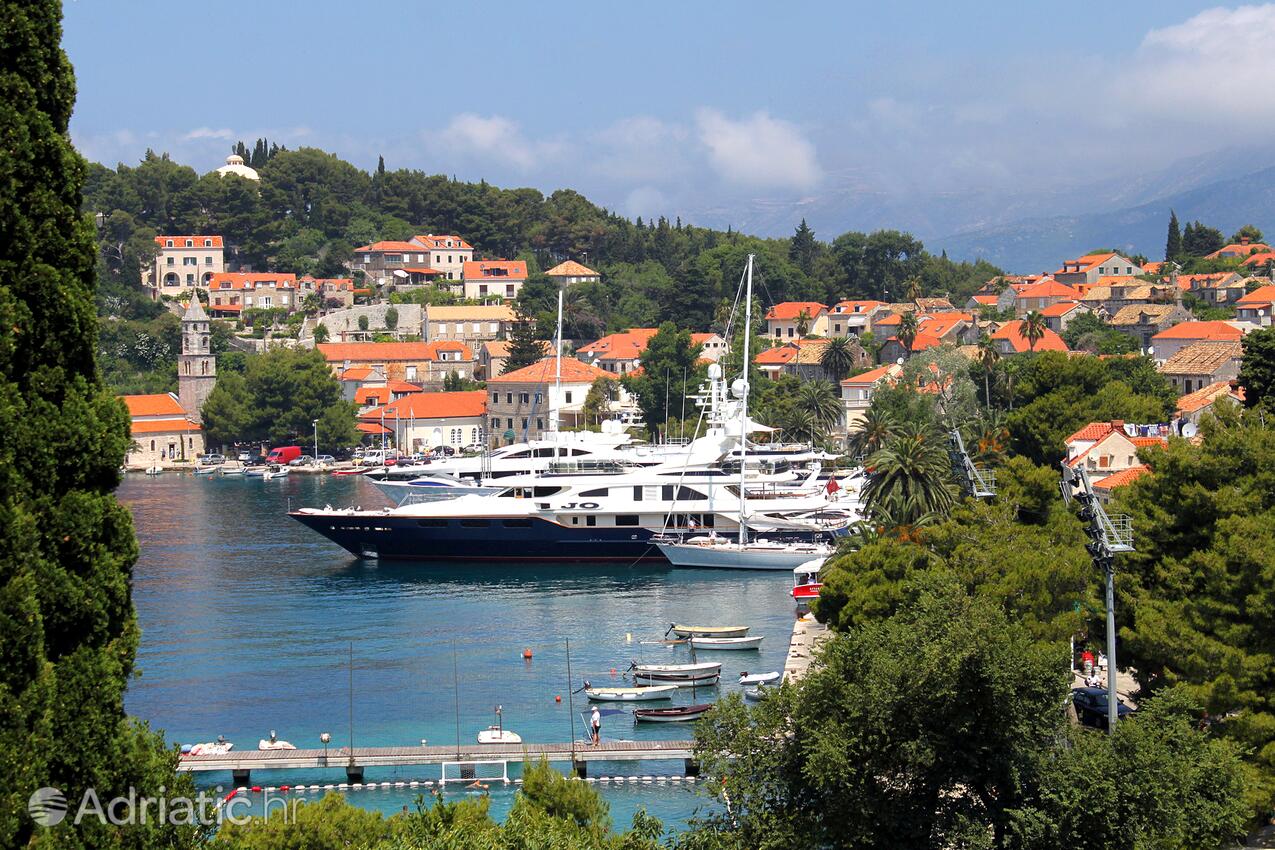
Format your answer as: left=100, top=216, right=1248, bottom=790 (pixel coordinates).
left=1236, top=284, right=1275, bottom=306
left=1040, top=300, right=1085, bottom=317
left=354, top=241, right=424, bottom=253
left=356, top=422, right=391, bottom=434
left=412, top=234, right=473, bottom=251
left=1130, top=436, right=1167, bottom=448
left=840, top=364, right=901, bottom=385
left=765, top=301, right=828, bottom=321
left=355, top=386, right=392, bottom=405
left=991, top=320, right=1068, bottom=353
left=545, top=260, right=599, bottom=277
left=120, top=393, right=187, bottom=418
left=832, top=299, right=887, bottom=314
left=462, top=260, right=528, bottom=280
left=1241, top=251, right=1275, bottom=267
left=1142, top=261, right=1166, bottom=274
left=387, top=380, right=423, bottom=393
left=129, top=418, right=201, bottom=434
left=1018, top=279, right=1084, bottom=299
left=208, top=272, right=298, bottom=290
left=690, top=332, right=722, bottom=345
left=969, top=294, right=999, bottom=306
left=1092, top=465, right=1150, bottom=490
left=340, top=367, right=374, bottom=381
left=578, top=329, right=659, bottom=359
left=1176, top=380, right=1242, bottom=414
left=155, top=235, right=223, bottom=248
left=1206, top=241, right=1272, bottom=259
left=1150, top=320, right=1244, bottom=341
left=1065, top=421, right=1120, bottom=443
left=1054, top=252, right=1117, bottom=274
left=1094, top=275, right=1137, bottom=288
left=400, top=266, right=445, bottom=276
left=487, top=357, right=615, bottom=384
left=363, top=390, right=487, bottom=421
left=318, top=341, right=474, bottom=362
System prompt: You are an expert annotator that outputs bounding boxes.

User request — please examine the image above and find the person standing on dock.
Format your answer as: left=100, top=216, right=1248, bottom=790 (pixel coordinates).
left=590, top=705, right=601, bottom=747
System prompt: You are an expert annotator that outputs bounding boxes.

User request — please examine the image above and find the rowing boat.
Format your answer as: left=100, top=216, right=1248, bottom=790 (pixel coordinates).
left=632, top=672, right=720, bottom=687
left=738, top=671, right=780, bottom=686
left=633, top=703, right=714, bottom=722
left=668, top=624, right=749, bottom=639
left=584, top=685, right=677, bottom=702
left=630, top=661, right=721, bottom=676
left=689, top=635, right=763, bottom=651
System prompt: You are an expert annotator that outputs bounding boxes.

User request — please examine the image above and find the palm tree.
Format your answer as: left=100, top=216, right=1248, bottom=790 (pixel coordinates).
left=790, top=380, right=842, bottom=445
left=847, top=405, right=899, bottom=462
left=968, top=410, right=1009, bottom=468
left=1019, top=311, right=1047, bottom=352
left=906, top=277, right=923, bottom=301
left=860, top=422, right=956, bottom=531
left=819, top=336, right=857, bottom=382
left=795, top=309, right=812, bottom=340
left=897, top=312, right=920, bottom=359
left=976, top=333, right=1000, bottom=406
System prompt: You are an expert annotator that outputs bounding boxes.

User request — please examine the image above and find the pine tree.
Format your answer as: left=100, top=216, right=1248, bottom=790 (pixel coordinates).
left=503, top=313, right=547, bottom=374
left=377, top=155, right=386, bottom=178
left=790, top=218, right=817, bottom=274
left=0, top=2, right=191, bottom=846
left=1165, top=210, right=1182, bottom=261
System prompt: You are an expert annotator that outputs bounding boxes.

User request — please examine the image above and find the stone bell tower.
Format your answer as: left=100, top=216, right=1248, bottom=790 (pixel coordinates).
left=178, top=294, right=217, bottom=423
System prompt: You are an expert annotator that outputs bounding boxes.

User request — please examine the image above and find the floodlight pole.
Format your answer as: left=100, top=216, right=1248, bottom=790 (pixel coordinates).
left=1102, top=556, right=1118, bottom=730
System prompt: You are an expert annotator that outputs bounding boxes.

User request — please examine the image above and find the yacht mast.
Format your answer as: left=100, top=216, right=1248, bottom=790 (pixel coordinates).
left=738, top=254, right=753, bottom=547
left=550, top=286, right=564, bottom=438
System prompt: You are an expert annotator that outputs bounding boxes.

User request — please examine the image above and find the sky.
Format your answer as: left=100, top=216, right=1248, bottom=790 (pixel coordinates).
left=63, top=1, right=1275, bottom=238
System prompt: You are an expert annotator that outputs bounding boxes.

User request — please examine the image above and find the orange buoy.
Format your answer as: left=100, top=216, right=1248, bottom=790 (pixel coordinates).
left=523, top=648, right=533, bottom=659
left=555, top=694, right=562, bottom=703
left=610, top=668, right=616, bottom=675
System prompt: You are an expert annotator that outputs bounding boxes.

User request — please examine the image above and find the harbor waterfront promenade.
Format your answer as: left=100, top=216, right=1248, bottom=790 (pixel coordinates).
left=120, top=471, right=800, bottom=826
left=180, top=740, right=697, bottom=783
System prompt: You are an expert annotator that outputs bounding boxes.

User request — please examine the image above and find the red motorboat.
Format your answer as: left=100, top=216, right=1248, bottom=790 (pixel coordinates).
left=792, top=557, right=825, bottom=600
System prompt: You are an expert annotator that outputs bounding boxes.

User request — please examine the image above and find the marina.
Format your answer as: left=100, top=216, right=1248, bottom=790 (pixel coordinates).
left=120, top=471, right=806, bottom=827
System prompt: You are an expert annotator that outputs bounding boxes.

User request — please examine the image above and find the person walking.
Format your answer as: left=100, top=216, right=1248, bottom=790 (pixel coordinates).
left=590, top=705, right=601, bottom=747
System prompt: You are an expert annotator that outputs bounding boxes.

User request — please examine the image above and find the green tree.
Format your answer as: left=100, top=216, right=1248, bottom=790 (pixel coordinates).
left=1238, top=326, right=1275, bottom=410
left=202, top=348, right=353, bottom=445
left=977, top=333, right=1001, bottom=405
left=1061, top=311, right=1139, bottom=355
left=358, top=313, right=369, bottom=332
left=312, top=322, right=329, bottom=344
left=503, top=313, right=547, bottom=374
left=1182, top=220, right=1225, bottom=257
left=1019, top=310, right=1047, bottom=351
left=384, top=305, right=398, bottom=331
left=847, top=404, right=899, bottom=461
left=0, top=2, right=196, bottom=846
left=789, top=380, right=842, bottom=445
left=1230, top=223, right=1264, bottom=245
left=788, top=218, right=817, bottom=274
left=581, top=376, right=614, bottom=427
left=860, top=422, right=956, bottom=531
left=794, top=308, right=812, bottom=340
left=896, top=311, right=920, bottom=357
left=621, top=322, right=706, bottom=431
left=818, top=336, right=857, bottom=382
left=1165, top=209, right=1182, bottom=261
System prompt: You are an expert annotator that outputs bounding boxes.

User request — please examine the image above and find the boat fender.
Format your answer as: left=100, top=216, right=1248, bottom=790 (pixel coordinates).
left=523, top=648, right=533, bottom=659
left=251, top=786, right=261, bottom=793
left=555, top=695, right=561, bottom=703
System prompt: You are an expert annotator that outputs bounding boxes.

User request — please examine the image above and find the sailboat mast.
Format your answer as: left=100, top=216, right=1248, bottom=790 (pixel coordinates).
left=551, top=286, right=564, bottom=437
left=739, top=254, right=753, bottom=547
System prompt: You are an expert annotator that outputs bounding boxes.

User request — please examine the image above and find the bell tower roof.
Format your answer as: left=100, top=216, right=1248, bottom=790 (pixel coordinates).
left=183, top=293, right=208, bottom=321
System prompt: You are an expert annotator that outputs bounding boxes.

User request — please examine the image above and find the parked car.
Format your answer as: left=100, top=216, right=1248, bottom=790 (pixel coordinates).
left=461, top=444, right=484, bottom=455
left=431, top=445, right=457, bottom=457
left=237, top=451, right=254, bottom=463
left=288, top=455, right=314, bottom=467
left=198, top=454, right=225, bottom=465
left=315, top=455, right=336, bottom=467
left=1071, top=687, right=1135, bottom=729
left=266, top=446, right=303, bottom=465
left=361, top=449, right=400, bottom=467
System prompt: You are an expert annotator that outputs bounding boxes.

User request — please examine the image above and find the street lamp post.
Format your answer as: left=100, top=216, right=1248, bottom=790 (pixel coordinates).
left=313, top=419, right=319, bottom=463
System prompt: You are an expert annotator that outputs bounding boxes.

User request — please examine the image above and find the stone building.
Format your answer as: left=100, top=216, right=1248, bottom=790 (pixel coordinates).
left=177, top=295, right=216, bottom=424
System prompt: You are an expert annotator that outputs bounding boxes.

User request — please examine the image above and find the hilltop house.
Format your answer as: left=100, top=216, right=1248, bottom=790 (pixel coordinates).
left=461, top=260, right=528, bottom=300
left=766, top=302, right=830, bottom=342
left=1015, top=280, right=1084, bottom=315
left=841, top=363, right=903, bottom=432
left=1204, top=237, right=1272, bottom=260
left=756, top=338, right=867, bottom=381
left=148, top=235, right=224, bottom=298
left=120, top=393, right=204, bottom=467
left=989, top=320, right=1068, bottom=355
left=546, top=260, right=601, bottom=286
left=1065, top=420, right=1165, bottom=485
left=1236, top=284, right=1275, bottom=327
left=828, top=300, right=888, bottom=337
left=206, top=272, right=299, bottom=316
left=1053, top=252, right=1142, bottom=287
left=1175, top=380, right=1245, bottom=426
left=691, top=332, right=728, bottom=361
left=477, top=340, right=551, bottom=380
left=411, top=234, right=474, bottom=281
left=578, top=328, right=661, bottom=375
left=1039, top=301, right=1090, bottom=334
left=1108, top=304, right=1192, bottom=350
left=352, top=235, right=473, bottom=285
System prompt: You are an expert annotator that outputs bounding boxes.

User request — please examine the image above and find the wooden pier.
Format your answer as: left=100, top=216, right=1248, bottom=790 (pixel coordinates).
left=179, top=740, right=697, bottom=784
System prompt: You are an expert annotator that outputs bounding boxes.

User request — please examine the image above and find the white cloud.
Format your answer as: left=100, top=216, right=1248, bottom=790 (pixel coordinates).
left=181, top=127, right=235, bottom=142
left=694, top=109, right=821, bottom=190
left=623, top=186, right=668, bottom=219
left=591, top=116, right=690, bottom=183
left=1117, top=4, right=1275, bottom=124
left=430, top=113, right=565, bottom=172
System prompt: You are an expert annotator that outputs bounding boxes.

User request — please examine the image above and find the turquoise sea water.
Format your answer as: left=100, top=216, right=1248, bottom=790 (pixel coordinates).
left=120, top=472, right=799, bottom=832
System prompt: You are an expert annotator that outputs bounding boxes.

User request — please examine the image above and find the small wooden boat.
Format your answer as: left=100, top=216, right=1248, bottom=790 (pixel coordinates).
left=244, top=466, right=266, bottom=478
left=632, top=671, right=720, bottom=687
left=144, top=466, right=163, bottom=476
left=744, top=686, right=769, bottom=702
left=630, top=661, right=721, bottom=676
left=633, top=703, right=713, bottom=723
left=194, top=465, right=219, bottom=476
left=585, top=684, right=676, bottom=702
left=219, top=461, right=245, bottom=476
left=690, top=636, right=763, bottom=651
left=668, top=624, right=749, bottom=639
left=738, top=671, right=781, bottom=686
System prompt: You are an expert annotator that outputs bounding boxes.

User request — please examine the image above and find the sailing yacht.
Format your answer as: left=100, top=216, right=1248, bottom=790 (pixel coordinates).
left=654, top=254, right=840, bottom=571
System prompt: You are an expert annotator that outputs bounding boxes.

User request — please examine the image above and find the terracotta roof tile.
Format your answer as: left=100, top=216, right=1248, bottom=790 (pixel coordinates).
left=1092, top=465, right=1150, bottom=490
left=120, top=393, right=187, bottom=417
left=412, top=234, right=473, bottom=250
left=990, top=320, right=1068, bottom=352
left=1039, top=300, right=1084, bottom=317
left=129, top=418, right=201, bottom=434
left=765, top=301, right=828, bottom=321
left=361, top=390, right=487, bottom=421
left=462, top=260, right=528, bottom=280
left=545, top=260, right=599, bottom=277
left=1151, top=321, right=1245, bottom=341
left=487, top=357, right=614, bottom=384
left=155, top=235, right=223, bottom=248
left=1158, top=340, right=1243, bottom=375
left=318, top=341, right=473, bottom=362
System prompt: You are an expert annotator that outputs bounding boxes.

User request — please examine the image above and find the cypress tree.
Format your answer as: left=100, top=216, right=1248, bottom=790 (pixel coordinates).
left=503, top=312, right=548, bottom=374
left=790, top=218, right=817, bottom=274
left=1165, top=210, right=1182, bottom=261
left=0, top=2, right=189, bottom=845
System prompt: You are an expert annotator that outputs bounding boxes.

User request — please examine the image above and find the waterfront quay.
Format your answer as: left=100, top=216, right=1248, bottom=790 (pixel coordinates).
left=180, top=740, right=697, bottom=784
